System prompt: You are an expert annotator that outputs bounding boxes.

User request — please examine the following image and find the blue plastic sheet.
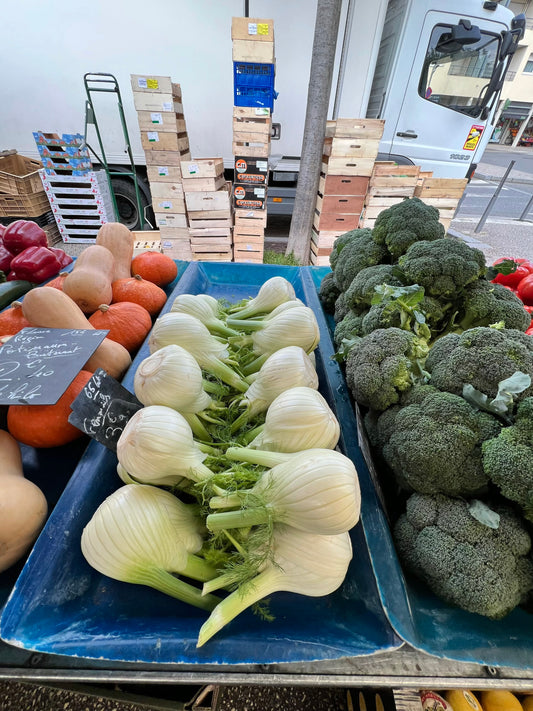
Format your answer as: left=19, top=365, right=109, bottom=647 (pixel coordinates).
left=0, top=262, right=401, bottom=665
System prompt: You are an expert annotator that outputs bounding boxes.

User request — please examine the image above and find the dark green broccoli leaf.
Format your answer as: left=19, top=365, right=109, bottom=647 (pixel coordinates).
left=344, top=264, right=404, bottom=312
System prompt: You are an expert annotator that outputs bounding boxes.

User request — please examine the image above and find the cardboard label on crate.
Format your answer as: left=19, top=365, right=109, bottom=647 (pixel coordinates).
left=157, top=166, right=169, bottom=176
left=150, top=112, right=163, bottom=124
left=68, top=368, right=143, bottom=452
left=137, top=77, right=159, bottom=90
left=158, top=200, right=172, bottom=209
left=0, top=327, right=108, bottom=406
left=162, top=102, right=172, bottom=111
left=248, top=22, right=258, bottom=34
left=187, top=163, right=200, bottom=174
left=235, top=157, right=268, bottom=184
left=257, top=23, right=269, bottom=34
left=233, top=184, right=266, bottom=209
left=147, top=131, right=159, bottom=142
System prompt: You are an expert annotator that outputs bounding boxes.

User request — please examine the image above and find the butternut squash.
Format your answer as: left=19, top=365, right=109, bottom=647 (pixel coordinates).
left=22, top=287, right=132, bottom=380
left=96, top=222, right=134, bottom=281
left=0, top=430, right=48, bottom=573
left=63, top=244, right=115, bottom=314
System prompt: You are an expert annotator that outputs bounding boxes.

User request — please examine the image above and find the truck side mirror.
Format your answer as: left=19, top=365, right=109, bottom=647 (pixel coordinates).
left=436, top=21, right=481, bottom=53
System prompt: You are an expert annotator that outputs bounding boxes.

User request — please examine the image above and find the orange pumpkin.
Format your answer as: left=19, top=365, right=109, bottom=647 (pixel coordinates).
left=7, top=370, right=93, bottom=448
left=88, top=302, right=152, bottom=353
left=111, top=275, right=167, bottom=317
left=131, top=251, right=178, bottom=287
left=43, top=271, right=69, bottom=291
left=0, top=301, right=31, bottom=338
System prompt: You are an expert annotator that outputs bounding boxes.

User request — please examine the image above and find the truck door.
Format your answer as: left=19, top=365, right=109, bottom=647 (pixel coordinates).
left=389, top=12, right=504, bottom=177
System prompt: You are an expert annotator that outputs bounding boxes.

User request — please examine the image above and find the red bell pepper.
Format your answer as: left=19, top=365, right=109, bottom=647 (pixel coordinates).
left=7, top=246, right=62, bottom=284
left=3, top=220, right=48, bottom=255
left=492, top=257, right=533, bottom=289
left=517, top=274, right=533, bottom=306
left=0, top=243, right=14, bottom=273
left=48, top=247, right=73, bottom=269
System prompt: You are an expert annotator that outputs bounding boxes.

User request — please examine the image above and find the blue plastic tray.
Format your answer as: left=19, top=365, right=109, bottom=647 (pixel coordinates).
left=308, top=267, right=533, bottom=670
left=0, top=262, right=401, bottom=665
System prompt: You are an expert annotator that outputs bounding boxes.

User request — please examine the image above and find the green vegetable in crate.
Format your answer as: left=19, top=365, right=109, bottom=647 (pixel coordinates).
left=228, top=276, right=296, bottom=319
left=206, top=448, right=360, bottom=535
left=482, top=397, right=533, bottom=523
left=344, top=264, right=404, bottom=311
left=456, top=279, right=531, bottom=332
left=380, top=387, right=501, bottom=496
left=329, top=230, right=359, bottom=270
left=197, top=526, right=353, bottom=647
left=372, top=196, right=445, bottom=259
left=332, top=229, right=389, bottom=292
left=227, top=298, right=303, bottom=331
left=394, top=492, right=533, bottom=619
left=334, top=292, right=350, bottom=323
left=81, top=484, right=219, bottom=612
left=334, top=310, right=365, bottom=349
left=0, top=280, right=34, bottom=311
left=148, top=312, right=249, bottom=392
left=170, top=293, right=239, bottom=338
left=398, top=238, right=486, bottom=299
left=245, top=387, right=340, bottom=452
left=133, top=345, right=225, bottom=441
left=318, top=271, right=340, bottom=314
left=343, top=328, right=429, bottom=411
left=229, top=346, right=318, bottom=433
left=426, top=326, right=533, bottom=403
left=117, top=405, right=214, bottom=487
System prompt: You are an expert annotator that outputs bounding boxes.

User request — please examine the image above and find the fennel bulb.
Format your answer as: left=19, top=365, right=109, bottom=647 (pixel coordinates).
left=228, top=276, right=296, bottom=319
left=171, top=294, right=239, bottom=338
left=197, top=526, right=352, bottom=646
left=227, top=299, right=303, bottom=332
left=117, top=405, right=214, bottom=486
left=134, top=345, right=216, bottom=441
left=206, top=449, right=361, bottom=534
left=230, top=346, right=318, bottom=433
left=81, top=484, right=219, bottom=611
left=149, top=312, right=248, bottom=392
left=248, top=386, right=340, bottom=452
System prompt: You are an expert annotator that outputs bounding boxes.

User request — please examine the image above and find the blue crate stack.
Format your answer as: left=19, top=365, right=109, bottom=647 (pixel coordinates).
left=231, top=17, right=275, bottom=263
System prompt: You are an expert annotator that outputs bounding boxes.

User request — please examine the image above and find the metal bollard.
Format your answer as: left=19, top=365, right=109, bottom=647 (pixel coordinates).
left=474, top=160, right=515, bottom=233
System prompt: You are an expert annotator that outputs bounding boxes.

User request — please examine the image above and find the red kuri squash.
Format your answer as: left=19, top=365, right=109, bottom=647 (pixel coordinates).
left=0, top=301, right=31, bottom=338
left=88, top=302, right=152, bottom=353
left=131, top=251, right=178, bottom=287
left=111, top=275, right=167, bottom=317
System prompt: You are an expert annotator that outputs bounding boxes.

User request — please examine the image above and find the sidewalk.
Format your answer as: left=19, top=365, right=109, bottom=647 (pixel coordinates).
left=475, top=144, right=533, bottom=184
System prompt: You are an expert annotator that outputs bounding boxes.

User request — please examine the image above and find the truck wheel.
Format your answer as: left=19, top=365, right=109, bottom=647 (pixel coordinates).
left=111, top=177, right=149, bottom=231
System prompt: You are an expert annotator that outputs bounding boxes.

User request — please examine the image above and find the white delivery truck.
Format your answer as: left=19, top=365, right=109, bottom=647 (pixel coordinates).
left=0, top=0, right=524, bottom=227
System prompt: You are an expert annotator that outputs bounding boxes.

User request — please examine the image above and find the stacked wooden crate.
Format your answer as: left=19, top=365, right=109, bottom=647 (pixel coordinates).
left=414, top=175, right=468, bottom=231
left=182, top=158, right=233, bottom=262
left=310, top=119, right=384, bottom=266
left=359, top=163, right=421, bottom=229
left=130, top=74, right=192, bottom=260
left=231, top=17, right=274, bottom=263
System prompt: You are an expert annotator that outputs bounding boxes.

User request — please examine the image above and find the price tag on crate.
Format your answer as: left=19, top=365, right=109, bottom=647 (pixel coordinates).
left=68, top=368, right=143, bottom=452
left=0, top=327, right=108, bottom=405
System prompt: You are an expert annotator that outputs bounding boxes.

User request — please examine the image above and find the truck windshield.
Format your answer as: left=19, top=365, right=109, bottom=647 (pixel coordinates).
left=419, top=25, right=500, bottom=118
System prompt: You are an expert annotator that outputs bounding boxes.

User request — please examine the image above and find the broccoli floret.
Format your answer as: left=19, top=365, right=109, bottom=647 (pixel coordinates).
left=334, top=292, right=350, bottom=323
left=360, top=293, right=446, bottom=338
left=382, top=389, right=501, bottom=496
left=426, top=326, right=533, bottom=402
left=329, top=229, right=359, bottom=270
left=333, top=229, right=389, bottom=292
left=482, top=397, right=533, bottom=522
left=334, top=310, right=365, bottom=348
left=318, top=271, right=340, bottom=314
left=398, top=238, right=486, bottom=299
left=372, top=197, right=446, bottom=259
left=394, top=492, right=533, bottom=619
left=344, top=328, right=429, bottom=411
left=344, top=264, right=404, bottom=311
left=458, top=279, right=531, bottom=332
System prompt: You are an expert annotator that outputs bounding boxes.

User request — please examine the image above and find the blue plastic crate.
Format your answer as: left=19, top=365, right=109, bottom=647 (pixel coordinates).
left=233, top=62, right=277, bottom=111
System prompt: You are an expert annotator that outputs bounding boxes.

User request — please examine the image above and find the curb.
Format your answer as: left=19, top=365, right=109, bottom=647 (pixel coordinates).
left=475, top=171, right=533, bottom=185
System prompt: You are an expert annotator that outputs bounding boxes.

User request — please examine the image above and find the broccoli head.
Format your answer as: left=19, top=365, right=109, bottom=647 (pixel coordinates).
left=482, top=397, right=533, bottom=523
left=318, top=271, right=341, bottom=315
left=329, top=229, right=359, bottom=270
left=344, top=327, right=428, bottom=411
left=398, top=238, right=486, bottom=299
left=458, top=279, right=531, bottom=332
left=360, top=292, right=447, bottom=338
left=344, top=264, right=404, bottom=312
left=426, top=326, right=533, bottom=402
left=333, top=229, right=389, bottom=292
left=372, top=197, right=445, bottom=259
left=334, top=310, right=365, bottom=348
left=394, top=492, right=533, bottom=619
left=381, top=388, right=501, bottom=496
left=334, top=291, right=350, bottom=323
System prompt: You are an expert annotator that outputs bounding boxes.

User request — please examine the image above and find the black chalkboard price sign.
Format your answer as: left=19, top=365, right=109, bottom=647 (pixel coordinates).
left=68, top=368, right=143, bottom=452
left=0, top=327, right=108, bottom=406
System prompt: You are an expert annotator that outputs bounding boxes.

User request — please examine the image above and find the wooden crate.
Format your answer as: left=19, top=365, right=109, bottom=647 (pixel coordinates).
left=189, top=217, right=233, bottom=229
left=180, top=158, right=224, bottom=179
left=130, top=75, right=174, bottom=94
left=151, top=196, right=186, bottom=214
left=145, top=150, right=186, bottom=167
left=189, top=227, right=233, bottom=239
left=316, top=193, right=365, bottom=214
left=147, top=165, right=182, bottom=183
left=161, top=238, right=193, bottom=261
left=234, top=208, right=267, bottom=227
left=313, top=208, right=360, bottom=232
left=132, top=90, right=182, bottom=114
left=321, top=155, right=375, bottom=177
left=232, top=39, right=275, bottom=63
left=137, top=111, right=186, bottom=133
left=318, top=174, right=369, bottom=196
left=154, top=212, right=188, bottom=228
left=414, top=177, right=467, bottom=200
left=367, top=164, right=420, bottom=198
left=141, top=131, right=189, bottom=153
left=233, top=109, right=272, bottom=142
left=232, top=141, right=270, bottom=158
left=159, top=226, right=190, bottom=240
left=325, top=118, right=385, bottom=139
left=323, top=137, right=380, bottom=159
left=185, top=185, right=232, bottom=213
left=0, top=153, right=43, bottom=196
left=234, top=220, right=264, bottom=236
left=182, top=175, right=225, bottom=192
left=131, top=236, right=162, bottom=256
left=231, top=17, right=274, bottom=42
left=149, top=182, right=184, bottom=200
